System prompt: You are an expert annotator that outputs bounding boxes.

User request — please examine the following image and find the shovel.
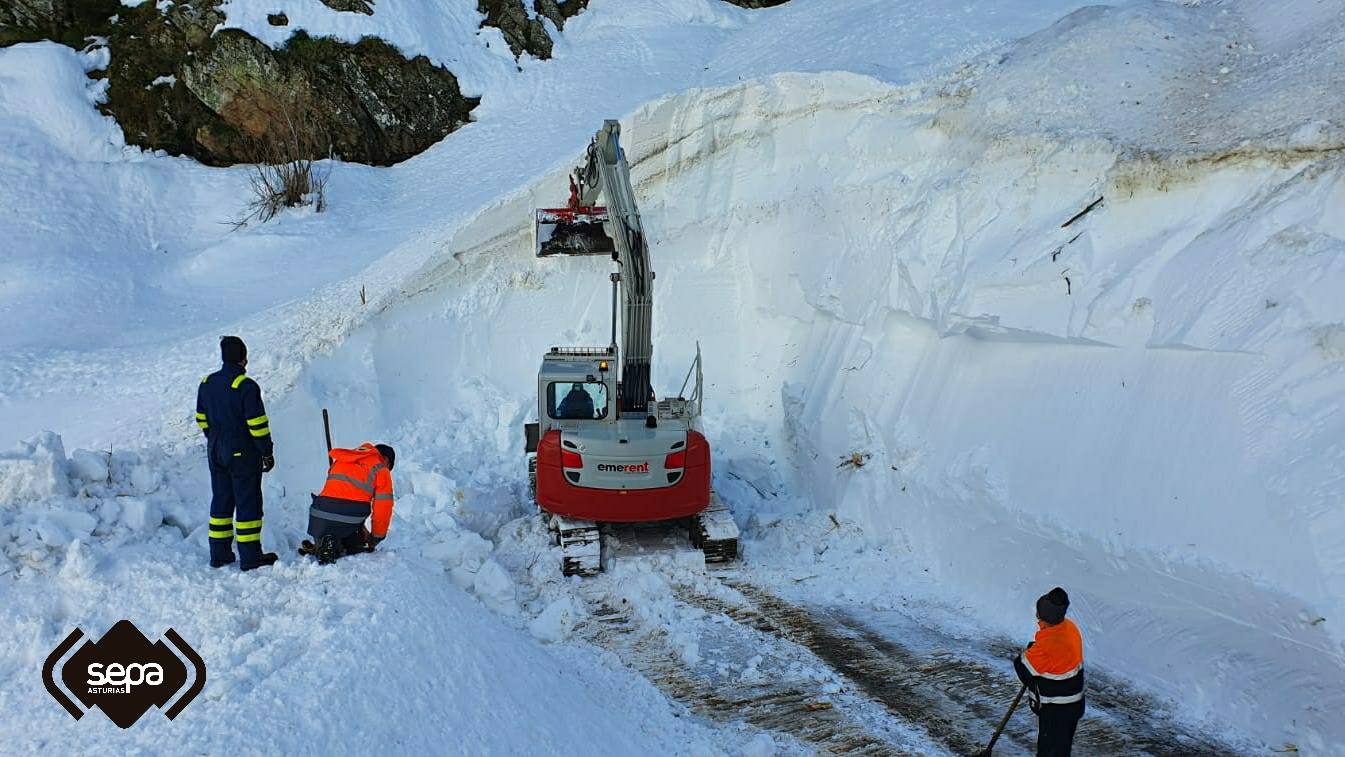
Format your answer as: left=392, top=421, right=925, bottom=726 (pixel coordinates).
left=974, top=683, right=1026, bottom=756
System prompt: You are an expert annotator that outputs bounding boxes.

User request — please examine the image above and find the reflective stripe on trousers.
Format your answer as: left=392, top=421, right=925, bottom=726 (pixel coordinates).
left=208, top=515, right=232, bottom=540
left=310, top=507, right=368, bottom=524
left=235, top=518, right=263, bottom=543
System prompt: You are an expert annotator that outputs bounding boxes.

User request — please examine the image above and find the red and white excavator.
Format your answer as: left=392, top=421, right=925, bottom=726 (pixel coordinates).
left=524, top=120, right=738, bottom=576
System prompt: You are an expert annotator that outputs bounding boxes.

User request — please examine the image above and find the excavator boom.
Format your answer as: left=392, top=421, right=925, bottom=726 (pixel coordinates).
left=534, top=121, right=654, bottom=414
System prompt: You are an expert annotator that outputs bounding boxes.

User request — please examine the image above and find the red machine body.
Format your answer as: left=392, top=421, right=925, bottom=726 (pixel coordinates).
left=535, top=429, right=712, bottom=523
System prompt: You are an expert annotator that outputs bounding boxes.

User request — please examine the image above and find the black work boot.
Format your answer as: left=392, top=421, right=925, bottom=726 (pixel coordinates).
left=241, top=552, right=279, bottom=572
left=315, top=535, right=340, bottom=565
left=210, top=554, right=236, bottom=569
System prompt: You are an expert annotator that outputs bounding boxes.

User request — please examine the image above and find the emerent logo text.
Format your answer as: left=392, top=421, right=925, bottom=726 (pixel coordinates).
left=596, top=462, right=650, bottom=473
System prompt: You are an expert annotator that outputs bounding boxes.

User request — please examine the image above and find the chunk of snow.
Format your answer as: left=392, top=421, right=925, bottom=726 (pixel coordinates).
left=68, top=449, right=109, bottom=483
left=421, top=527, right=493, bottom=575
left=59, top=539, right=98, bottom=581
left=0, top=432, right=72, bottom=502
left=119, top=497, right=162, bottom=534
left=741, top=734, right=777, bottom=757
left=471, top=559, right=516, bottom=615
left=528, top=597, right=585, bottom=644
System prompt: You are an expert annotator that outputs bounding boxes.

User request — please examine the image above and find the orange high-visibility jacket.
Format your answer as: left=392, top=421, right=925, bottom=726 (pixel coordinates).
left=318, top=443, right=395, bottom=537
left=1014, top=618, right=1085, bottom=709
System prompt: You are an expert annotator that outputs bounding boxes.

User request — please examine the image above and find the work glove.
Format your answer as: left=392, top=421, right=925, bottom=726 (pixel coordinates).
left=260, top=455, right=275, bottom=473
left=366, top=534, right=384, bottom=551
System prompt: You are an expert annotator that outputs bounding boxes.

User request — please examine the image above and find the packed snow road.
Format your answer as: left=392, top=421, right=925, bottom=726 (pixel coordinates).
left=557, top=533, right=1247, bottom=757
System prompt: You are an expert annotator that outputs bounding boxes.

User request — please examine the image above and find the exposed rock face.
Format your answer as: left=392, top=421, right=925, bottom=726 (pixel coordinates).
left=2, top=0, right=784, bottom=164
left=478, top=0, right=589, bottom=60
left=477, top=0, right=553, bottom=59
left=183, top=31, right=477, bottom=165
left=2, top=0, right=477, bottom=166
left=318, top=0, right=374, bottom=15
left=0, top=0, right=119, bottom=47
left=534, top=0, right=589, bottom=29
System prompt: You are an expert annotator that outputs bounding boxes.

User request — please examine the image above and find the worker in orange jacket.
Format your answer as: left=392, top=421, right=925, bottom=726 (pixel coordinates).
left=306, top=443, right=396, bottom=564
left=1013, top=587, right=1085, bottom=756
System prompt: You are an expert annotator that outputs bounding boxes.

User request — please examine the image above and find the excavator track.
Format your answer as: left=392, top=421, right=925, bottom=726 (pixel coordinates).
left=553, top=516, right=602, bottom=576
left=691, top=496, right=739, bottom=563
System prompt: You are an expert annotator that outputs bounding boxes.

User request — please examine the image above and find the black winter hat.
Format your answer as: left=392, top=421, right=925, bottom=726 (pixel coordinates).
left=375, top=444, right=396, bottom=471
left=1036, top=587, right=1070, bottom=625
left=220, top=335, right=247, bottom=365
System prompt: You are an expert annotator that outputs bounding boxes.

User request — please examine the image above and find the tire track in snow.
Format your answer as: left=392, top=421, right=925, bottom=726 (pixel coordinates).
left=565, top=539, right=1242, bottom=756
left=680, top=581, right=1012, bottom=755
left=574, top=593, right=930, bottom=755
left=698, top=579, right=1238, bottom=757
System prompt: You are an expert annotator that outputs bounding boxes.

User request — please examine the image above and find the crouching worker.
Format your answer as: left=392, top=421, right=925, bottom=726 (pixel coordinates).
left=307, top=443, right=396, bottom=565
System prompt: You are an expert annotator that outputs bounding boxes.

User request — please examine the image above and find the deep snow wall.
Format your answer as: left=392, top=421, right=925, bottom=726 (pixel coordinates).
left=283, top=70, right=1345, bottom=749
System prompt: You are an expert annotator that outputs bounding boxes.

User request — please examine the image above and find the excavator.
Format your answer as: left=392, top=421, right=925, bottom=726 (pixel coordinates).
left=524, top=120, right=739, bottom=576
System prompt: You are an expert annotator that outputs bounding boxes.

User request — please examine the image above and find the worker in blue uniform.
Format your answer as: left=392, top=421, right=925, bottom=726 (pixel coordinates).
left=195, top=336, right=278, bottom=571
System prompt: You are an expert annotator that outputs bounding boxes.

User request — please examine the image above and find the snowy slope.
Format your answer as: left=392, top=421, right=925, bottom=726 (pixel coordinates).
left=0, top=0, right=1089, bottom=449
left=3, top=0, right=1344, bottom=753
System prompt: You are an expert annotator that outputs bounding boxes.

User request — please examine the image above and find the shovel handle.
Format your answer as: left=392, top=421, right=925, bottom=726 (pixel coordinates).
left=977, top=683, right=1027, bottom=756
left=322, top=408, right=333, bottom=453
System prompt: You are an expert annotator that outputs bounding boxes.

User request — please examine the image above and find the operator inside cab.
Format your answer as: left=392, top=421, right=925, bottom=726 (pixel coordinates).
left=557, top=383, right=595, bottom=419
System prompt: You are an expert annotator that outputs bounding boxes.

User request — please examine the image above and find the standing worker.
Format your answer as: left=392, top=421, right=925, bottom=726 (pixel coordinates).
left=305, top=442, right=396, bottom=564
left=195, top=336, right=278, bottom=571
left=1013, top=587, right=1085, bottom=756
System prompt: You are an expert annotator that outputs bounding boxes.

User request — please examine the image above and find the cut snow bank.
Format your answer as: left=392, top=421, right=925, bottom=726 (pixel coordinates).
left=281, top=44, right=1344, bottom=757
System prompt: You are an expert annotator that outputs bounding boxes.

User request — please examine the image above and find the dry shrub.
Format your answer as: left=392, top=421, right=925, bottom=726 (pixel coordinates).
left=233, top=87, right=331, bottom=227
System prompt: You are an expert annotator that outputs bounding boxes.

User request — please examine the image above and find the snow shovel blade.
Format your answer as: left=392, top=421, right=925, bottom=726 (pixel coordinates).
left=534, top=207, right=615, bottom=257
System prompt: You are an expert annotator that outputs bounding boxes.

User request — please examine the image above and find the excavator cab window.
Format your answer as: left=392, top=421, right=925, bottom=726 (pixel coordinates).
left=548, top=382, right=609, bottom=420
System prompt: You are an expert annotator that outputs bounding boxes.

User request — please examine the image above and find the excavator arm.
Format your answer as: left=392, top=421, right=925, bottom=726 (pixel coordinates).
left=535, top=121, right=654, bottom=414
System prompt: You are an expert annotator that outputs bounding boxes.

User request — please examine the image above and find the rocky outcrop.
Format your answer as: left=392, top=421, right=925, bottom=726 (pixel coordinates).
left=474, top=0, right=781, bottom=61
left=318, top=0, right=374, bottom=15
left=0, top=0, right=119, bottom=47
left=477, top=0, right=589, bottom=60
left=2, top=0, right=788, bottom=164
left=175, top=31, right=477, bottom=164
left=534, top=0, right=589, bottom=30
left=2, top=0, right=476, bottom=166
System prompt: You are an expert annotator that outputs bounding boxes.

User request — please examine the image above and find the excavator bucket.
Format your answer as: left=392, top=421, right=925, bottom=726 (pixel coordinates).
left=534, top=207, right=615, bottom=257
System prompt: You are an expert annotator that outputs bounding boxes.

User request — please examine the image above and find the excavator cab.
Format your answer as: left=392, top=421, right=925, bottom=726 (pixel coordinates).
left=534, top=176, right=616, bottom=257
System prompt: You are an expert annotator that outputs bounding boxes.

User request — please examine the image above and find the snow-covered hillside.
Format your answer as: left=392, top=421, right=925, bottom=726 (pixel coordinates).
left=3, top=0, right=1343, bottom=753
